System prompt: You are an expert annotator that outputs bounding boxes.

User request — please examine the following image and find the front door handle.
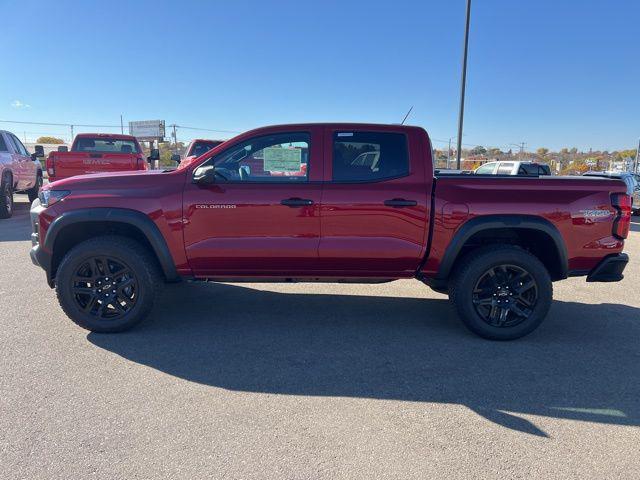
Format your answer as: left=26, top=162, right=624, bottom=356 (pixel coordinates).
left=384, top=198, right=417, bottom=207
left=281, top=197, right=314, bottom=207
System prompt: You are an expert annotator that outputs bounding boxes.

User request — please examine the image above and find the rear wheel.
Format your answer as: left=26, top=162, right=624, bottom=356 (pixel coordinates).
left=449, top=245, right=552, bottom=340
left=27, top=172, right=43, bottom=202
left=55, top=235, right=162, bottom=332
left=0, top=175, right=14, bottom=219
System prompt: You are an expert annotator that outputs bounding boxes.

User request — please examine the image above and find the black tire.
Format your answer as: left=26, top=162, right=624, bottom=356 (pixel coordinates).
left=0, top=174, right=14, bottom=219
left=429, top=285, right=449, bottom=295
left=449, top=245, right=552, bottom=340
left=55, top=235, right=162, bottom=332
left=27, top=172, right=43, bottom=202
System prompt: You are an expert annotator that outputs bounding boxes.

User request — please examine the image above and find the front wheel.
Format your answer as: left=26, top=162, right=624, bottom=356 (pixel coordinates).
left=449, top=245, right=553, bottom=340
left=55, top=235, right=162, bottom=332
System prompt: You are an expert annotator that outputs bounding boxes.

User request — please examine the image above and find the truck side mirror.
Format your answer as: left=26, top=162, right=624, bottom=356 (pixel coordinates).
left=58, top=146, right=68, bottom=152
left=171, top=154, right=181, bottom=164
left=193, top=165, right=216, bottom=185
left=34, top=145, right=45, bottom=158
left=147, top=148, right=160, bottom=163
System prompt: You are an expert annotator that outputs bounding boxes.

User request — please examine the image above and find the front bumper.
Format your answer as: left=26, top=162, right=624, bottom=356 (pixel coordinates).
left=29, top=199, right=54, bottom=287
left=586, top=253, right=629, bottom=282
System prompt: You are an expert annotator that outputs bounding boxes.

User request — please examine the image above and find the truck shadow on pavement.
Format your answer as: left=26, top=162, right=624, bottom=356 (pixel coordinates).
left=88, top=281, right=640, bottom=437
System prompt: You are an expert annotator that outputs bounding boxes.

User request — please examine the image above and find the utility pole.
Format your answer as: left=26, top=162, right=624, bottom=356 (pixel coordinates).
left=447, top=138, right=452, bottom=168
left=120, top=115, right=124, bottom=134
left=172, top=124, right=179, bottom=154
left=456, top=0, right=472, bottom=169
left=510, top=142, right=526, bottom=160
left=70, top=124, right=74, bottom=141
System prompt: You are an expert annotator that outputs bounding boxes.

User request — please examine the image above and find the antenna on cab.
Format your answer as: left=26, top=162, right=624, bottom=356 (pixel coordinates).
left=401, top=106, right=414, bottom=125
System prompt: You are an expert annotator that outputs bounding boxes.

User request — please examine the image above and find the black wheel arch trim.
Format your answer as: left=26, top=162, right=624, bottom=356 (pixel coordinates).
left=434, top=214, right=568, bottom=281
left=43, top=208, right=179, bottom=282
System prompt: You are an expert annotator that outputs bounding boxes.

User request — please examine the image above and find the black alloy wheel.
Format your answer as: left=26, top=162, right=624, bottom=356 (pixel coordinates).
left=71, top=255, right=139, bottom=321
left=472, top=264, right=538, bottom=328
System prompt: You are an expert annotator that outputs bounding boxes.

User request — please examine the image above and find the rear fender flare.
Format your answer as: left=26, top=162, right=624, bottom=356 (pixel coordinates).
left=435, top=214, right=568, bottom=280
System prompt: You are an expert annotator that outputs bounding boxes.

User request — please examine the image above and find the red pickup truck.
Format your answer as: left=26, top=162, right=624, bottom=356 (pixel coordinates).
left=29, top=123, right=631, bottom=340
left=46, top=133, right=150, bottom=182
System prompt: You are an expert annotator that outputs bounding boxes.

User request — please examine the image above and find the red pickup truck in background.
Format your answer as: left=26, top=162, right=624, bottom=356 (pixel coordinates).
left=46, top=134, right=149, bottom=182
left=171, top=138, right=225, bottom=166
left=30, top=123, right=631, bottom=340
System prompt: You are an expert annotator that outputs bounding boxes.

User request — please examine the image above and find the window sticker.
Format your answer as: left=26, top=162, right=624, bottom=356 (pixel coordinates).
left=263, top=147, right=302, bottom=172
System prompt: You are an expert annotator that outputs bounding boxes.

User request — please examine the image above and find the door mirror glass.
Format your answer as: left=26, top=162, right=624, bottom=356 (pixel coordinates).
left=193, top=165, right=216, bottom=185
left=170, top=154, right=181, bottom=164
left=34, top=145, right=45, bottom=158
left=58, top=145, right=68, bottom=152
left=147, top=148, right=160, bottom=162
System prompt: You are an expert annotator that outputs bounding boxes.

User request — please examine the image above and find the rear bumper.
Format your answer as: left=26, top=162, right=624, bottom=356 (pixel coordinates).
left=586, top=253, right=629, bottom=282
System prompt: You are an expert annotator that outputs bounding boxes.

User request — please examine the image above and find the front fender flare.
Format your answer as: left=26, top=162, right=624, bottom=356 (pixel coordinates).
left=44, top=208, right=179, bottom=282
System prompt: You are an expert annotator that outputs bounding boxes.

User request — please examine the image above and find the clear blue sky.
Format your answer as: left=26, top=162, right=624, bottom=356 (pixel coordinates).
left=1, top=0, right=638, bottom=151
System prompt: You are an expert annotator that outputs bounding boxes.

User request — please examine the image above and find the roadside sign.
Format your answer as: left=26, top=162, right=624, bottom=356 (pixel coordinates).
left=129, top=120, right=165, bottom=140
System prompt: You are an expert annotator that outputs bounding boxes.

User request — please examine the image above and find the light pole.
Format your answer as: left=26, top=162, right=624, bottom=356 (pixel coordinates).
left=456, top=0, right=472, bottom=169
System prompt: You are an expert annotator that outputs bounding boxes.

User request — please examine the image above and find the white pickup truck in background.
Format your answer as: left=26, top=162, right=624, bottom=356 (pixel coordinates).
left=474, top=160, right=552, bottom=176
left=0, top=130, right=44, bottom=219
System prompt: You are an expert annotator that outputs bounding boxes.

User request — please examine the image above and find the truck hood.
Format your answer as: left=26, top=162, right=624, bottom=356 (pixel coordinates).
left=45, top=169, right=170, bottom=190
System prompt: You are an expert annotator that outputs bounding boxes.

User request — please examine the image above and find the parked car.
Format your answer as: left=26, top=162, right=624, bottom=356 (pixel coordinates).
left=583, top=171, right=639, bottom=214
left=29, top=123, right=630, bottom=340
left=474, top=161, right=551, bottom=176
left=0, top=130, right=44, bottom=218
left=171, top=139, right=225, bottom=164
left=45, top=134, right=151, bottom=183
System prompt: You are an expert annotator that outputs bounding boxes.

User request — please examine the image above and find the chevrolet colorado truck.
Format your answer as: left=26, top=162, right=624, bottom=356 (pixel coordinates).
left=1, top=130, right=44, bottom=218
left=45, top=133, right=150, bottom=182
left=29, top=123, right=631, bottom=340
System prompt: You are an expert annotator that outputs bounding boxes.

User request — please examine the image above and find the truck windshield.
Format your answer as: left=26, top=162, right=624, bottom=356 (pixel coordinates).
left=75, top=138, right=140, bottom=154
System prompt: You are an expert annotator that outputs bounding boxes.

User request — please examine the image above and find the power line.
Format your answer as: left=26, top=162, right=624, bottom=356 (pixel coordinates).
left=172, top=124, right=240, bottom=134
left=0, top=119, right=240, bottom=134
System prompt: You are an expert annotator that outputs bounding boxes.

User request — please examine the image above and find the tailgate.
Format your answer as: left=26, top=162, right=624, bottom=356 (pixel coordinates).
left=54, top=152, right=139, bottom=178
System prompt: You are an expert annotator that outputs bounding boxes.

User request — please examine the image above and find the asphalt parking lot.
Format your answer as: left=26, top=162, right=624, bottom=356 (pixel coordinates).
left=1, top=194, right=639, bottom=479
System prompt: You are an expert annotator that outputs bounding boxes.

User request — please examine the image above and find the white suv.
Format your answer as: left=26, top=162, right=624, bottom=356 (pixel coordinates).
left=0, top=130, right=43, bottom=219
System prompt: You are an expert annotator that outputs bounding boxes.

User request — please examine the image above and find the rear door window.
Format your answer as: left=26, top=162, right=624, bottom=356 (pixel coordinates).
left=332, top=131, right=409, bottom=182
left=0, top=134, right=8, bottom=152
left=496, top=163, right=514, bottom=174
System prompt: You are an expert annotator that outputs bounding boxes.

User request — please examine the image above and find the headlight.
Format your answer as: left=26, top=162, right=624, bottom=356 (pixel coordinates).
left=38, top=190, right=70, bottom=207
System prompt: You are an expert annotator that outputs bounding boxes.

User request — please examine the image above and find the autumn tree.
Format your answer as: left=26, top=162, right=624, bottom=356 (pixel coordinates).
left=536, top=147, right=549, bottom=156
left=36, top=136, right=64, bottom=144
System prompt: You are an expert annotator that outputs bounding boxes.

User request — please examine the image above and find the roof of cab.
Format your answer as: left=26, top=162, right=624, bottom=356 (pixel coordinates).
left=74, top=133, right=138, bottom=140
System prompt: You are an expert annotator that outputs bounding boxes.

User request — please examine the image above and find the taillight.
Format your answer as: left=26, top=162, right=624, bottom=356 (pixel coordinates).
left=136, top=156, right=147, bottom=170
left=611, top=193, right=632, bottom=239
left=46, top=154, right=55, bottom=177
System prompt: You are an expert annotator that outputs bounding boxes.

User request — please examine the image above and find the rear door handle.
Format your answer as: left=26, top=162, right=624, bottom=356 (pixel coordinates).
left=281, top=197, right=314, bottom=207
left=384, top=198, right=417, bottom=207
